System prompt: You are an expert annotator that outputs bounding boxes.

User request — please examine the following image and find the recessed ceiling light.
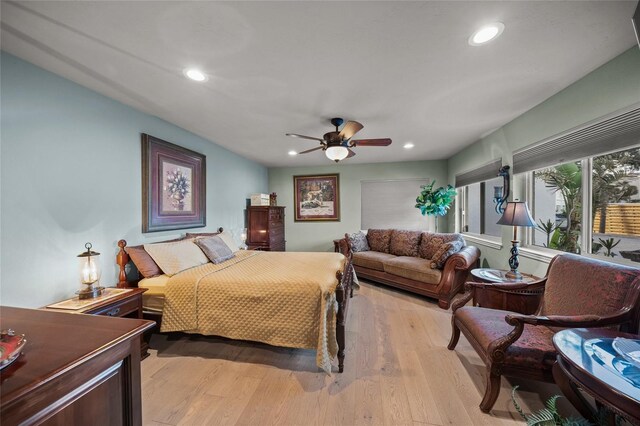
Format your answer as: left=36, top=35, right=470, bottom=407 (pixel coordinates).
left=404, top=142, right=415, bottom=149
left=288, top=150, right=297, bottom=156
left=468, top=22, right=505, bottom=46
left=183, top=68, right=208, bottom=82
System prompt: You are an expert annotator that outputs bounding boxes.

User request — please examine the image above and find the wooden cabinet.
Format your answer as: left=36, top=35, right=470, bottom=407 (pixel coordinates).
left=0, top=306, right=154, bottom=425
left=247, top=206, right=286, bottom=251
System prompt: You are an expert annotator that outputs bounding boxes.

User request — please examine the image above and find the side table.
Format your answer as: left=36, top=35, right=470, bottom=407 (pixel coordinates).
left=553, top=328, right=640, bottom=424
left=470, top=268, right=542, bottom=314
left=43, top=287, right=151, bottom=359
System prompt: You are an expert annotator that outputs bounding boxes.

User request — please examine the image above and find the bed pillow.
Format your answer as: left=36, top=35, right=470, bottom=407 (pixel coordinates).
left=125, top=236, right=185, bottom=278
left=430, top=239, right=464, bottom=269
left=389, top=230, right=422, bottom=257
left=194, top=236, right=235, bottom=264
left=125, top=246, right=163, bottom=278
left=143, top=239, right=209, bottom=276
left=348, top=231, right=370, bottom=252
left=218, top=231, right=240, bottom=252
left=366, top=229, right=392, bottom=253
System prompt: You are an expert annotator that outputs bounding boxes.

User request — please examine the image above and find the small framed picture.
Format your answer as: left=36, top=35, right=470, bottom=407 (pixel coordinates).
left=142, top=134, right=206, bottom=232
left=293, top=174, right=340, bottom=222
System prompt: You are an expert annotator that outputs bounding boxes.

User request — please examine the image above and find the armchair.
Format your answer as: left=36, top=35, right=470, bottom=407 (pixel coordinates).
left=448, top=253, right=640, bottom=413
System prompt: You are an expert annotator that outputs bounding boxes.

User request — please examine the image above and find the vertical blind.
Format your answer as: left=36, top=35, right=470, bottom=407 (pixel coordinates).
left=454, top=158, right=502, bottom=188
left=361, top=179, right=432, bottom=230
left=513, top=105, right=640, bottom=173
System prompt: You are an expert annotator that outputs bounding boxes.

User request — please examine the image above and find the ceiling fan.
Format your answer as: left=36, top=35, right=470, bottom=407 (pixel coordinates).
left=286, top=118, right=392, bottom=162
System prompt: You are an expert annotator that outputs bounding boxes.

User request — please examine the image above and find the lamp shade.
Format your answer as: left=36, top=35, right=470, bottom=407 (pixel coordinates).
left=497, top=201, right=535, bottom=227
left=325, top=146, right=349, bottom=162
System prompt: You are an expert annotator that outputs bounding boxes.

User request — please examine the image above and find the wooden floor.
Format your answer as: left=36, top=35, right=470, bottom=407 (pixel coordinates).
left=141, top=280, right=577, bottom=425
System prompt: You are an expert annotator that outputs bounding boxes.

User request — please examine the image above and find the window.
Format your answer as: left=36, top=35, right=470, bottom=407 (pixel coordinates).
left=361, top=179, right=432, bottom=230
left=532, top=161, right=583, bottom=252
left=459, top=177, right=503, bottom=237
left=530, top=149, right=640, bottom=260
left=514, top=105, right=640, bottom=263
left=591, top=148, right=640, bottom=261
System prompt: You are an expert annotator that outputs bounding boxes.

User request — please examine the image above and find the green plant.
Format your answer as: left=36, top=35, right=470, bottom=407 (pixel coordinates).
left=537, top=219, right=559, bottom=248
left=536, top=163, right=582, bottom=253
left=591, top=239, right=603, bottom=255
left=597, top=237, right=621, bottom=257
left=511, top=387, right=593, bottom=426
left=415, top=181, right=457, bottom=217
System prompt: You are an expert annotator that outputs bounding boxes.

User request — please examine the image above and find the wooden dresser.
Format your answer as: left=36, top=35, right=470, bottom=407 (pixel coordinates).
left=247, top=206, right=286, bottom=251
left=0, top=306, right=154, bottom=425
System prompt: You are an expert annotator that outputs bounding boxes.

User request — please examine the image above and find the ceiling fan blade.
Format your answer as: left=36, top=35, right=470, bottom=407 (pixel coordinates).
left=352, top=138, right=392, bottom=147
left=338, top=121, right=364, bottom=141
left=286, top=133, right=324, bottom=142
left=347, top=148, right=356, bottom=158
left=298, top=146, right=324, bottom=154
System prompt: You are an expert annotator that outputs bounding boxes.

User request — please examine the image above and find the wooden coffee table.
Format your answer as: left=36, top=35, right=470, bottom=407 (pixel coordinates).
left=553, top=328, right=640, bottom=424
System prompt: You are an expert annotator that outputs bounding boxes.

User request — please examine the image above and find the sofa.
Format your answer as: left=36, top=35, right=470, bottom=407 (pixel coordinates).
left=344, top=229, right=480, bottom=309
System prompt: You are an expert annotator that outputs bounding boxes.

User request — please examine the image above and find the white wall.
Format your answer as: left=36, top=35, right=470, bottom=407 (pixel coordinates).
left=0, top=52, right=268, bottom=307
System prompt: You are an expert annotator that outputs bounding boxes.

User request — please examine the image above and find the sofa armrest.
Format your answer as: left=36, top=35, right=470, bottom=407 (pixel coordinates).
left=444, top=246, right=481, bottom=271
left=505, top=308, right=634, bottom=329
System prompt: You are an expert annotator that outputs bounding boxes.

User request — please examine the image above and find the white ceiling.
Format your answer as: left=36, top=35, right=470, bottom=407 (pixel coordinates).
left=1, top=1, right=637, bottom=167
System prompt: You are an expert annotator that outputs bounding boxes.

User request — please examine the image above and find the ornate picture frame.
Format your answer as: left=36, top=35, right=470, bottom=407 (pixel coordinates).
left=293, top=174, right=340, bottom=222
left=142, top=134, right=206, bottom=232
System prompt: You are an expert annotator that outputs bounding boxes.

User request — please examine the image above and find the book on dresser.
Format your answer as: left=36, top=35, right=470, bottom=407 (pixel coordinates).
left=247, top=206, right=286, bottom=251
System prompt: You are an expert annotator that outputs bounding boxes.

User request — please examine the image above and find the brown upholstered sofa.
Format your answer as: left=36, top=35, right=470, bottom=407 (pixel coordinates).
left=345, top=229, right=480, bottom=309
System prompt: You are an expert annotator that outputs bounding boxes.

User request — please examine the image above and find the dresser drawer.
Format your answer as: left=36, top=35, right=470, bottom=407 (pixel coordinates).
left=87, top=296, right=140, bottom=318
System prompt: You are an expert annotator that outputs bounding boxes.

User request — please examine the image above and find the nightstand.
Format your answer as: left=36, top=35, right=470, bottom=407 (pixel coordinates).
left=44, top=287, right=151, bottom=359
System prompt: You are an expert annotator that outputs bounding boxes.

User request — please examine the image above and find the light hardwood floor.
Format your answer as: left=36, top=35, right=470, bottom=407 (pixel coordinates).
left=141, top=280, right=577, bottom=425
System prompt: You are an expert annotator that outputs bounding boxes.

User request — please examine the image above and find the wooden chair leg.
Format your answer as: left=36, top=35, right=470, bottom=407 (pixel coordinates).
left=480, top=367, right=502, bottom=413
left=447, top=318, right=460, bottom=350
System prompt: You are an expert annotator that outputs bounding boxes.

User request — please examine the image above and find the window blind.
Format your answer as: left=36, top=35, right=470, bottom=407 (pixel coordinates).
left=513, top=105, right=640, bottom=174
left=361, top=179, right=431, bottom=230
left=454, top=158, right=502, bottom=188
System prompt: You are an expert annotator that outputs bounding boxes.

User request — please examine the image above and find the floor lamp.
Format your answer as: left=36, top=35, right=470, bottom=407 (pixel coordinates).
left=497, top=201, right=536, bottom=280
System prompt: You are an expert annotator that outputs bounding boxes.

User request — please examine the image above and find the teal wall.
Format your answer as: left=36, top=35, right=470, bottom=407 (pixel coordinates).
left=268, top=160, right=448, bottom=252
left=0, top=52, right=268, bottom=308
left=447, top=47, right=640, bottom=277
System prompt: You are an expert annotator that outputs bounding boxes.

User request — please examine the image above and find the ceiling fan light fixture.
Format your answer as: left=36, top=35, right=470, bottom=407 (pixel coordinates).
left=468, top=22, right=505, bottom=46
left=403, top=142, right=414, bottom=149
left=325, top=146, right=349, bottom=162
left=288, top=150, right=297, bottom=156
left=183, top=68, right=208, bottom=82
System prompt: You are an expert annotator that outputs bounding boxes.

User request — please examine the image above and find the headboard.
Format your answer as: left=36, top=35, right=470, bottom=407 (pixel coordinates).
left=116, top=227, right=224, bottom=287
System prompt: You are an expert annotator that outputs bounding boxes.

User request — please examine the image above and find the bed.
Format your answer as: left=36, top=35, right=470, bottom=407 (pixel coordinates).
left=115, top=235, right=354, bottom=373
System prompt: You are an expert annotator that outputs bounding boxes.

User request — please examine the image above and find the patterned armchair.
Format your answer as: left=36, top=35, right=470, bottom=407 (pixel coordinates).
left=448, top=253, right=640, bottom=413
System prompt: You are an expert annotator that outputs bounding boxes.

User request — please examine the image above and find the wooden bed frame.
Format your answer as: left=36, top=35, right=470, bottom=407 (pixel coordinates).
left=115, top=230, right=354, bottom=372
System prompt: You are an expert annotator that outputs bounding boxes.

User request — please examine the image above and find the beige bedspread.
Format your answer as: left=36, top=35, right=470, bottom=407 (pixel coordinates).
left=161, top=250, right=346, bottom=373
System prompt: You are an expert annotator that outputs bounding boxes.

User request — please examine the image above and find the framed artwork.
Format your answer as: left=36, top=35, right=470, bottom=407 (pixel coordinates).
left=293, top=174, right=340, bottom=222
left=142, top=134, right=206, bottom=232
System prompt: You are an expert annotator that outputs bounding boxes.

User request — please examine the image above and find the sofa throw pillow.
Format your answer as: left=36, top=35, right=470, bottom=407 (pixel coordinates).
left=367, top=229, right=392, bottom=253
left=419, top=232, right=464, bottom=259
left=144, top=239, right=209, bottom=277
left=430, top=239, right=464, bottom=269
left=348, top=231, right=370, bottom=252
left=194, top=236, right=235, bottom=264
left=389, top=230, right=422, bottom=257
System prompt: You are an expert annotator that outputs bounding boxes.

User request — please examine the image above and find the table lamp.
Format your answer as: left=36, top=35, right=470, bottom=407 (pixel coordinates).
left=497, top=201, right=536, bottom=280
left=77, top=242, right=103, bottom=299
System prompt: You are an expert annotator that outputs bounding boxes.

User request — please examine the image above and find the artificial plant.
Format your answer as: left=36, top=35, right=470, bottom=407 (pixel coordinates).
left=415, top=181, right=457, bottom=231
